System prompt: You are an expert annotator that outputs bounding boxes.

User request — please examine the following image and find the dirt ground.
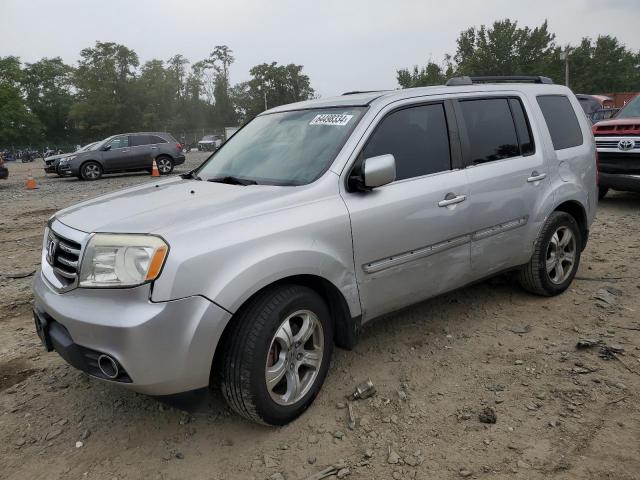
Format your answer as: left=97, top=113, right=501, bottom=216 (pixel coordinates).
left=1, top=155, right=639, bottom=480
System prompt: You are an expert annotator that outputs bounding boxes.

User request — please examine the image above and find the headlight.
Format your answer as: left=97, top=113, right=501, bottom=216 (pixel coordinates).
left=79, top=234, right=169, bottom=288
left=59, top=157, right=72, bottom=164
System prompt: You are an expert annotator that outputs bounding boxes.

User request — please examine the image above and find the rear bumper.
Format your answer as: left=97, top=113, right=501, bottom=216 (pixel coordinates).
left=32, top=271, right=232, bottom=395
left=599, top=172, right=640, bottom=192
left=174, top=154, right=186, bottom=166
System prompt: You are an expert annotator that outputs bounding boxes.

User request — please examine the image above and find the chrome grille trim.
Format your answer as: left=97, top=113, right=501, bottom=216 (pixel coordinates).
left=41, top=219, right=89, bottom=293
left=58, top=241, right=80, bottom=256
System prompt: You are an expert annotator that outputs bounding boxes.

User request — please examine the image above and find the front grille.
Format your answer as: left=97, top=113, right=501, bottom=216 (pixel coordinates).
left=594, top=124, right=640, bottom=135
left=47, top=232, right=81, bottom=285
left=596, top=140, right=639, bottom=150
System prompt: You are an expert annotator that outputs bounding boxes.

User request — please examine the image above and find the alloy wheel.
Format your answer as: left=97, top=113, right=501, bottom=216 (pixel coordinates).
left=265, top=310, right=324, bottom=406
left=84, top=164, right=101, bottom=180
left=157, top=158, right=172, bottom=174
left=545, top=226, right=576, bottom=284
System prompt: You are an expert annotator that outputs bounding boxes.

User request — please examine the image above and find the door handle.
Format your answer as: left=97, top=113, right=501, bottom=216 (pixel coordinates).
left=527, top=171, right=547, bottom=183
left=438, top=193, right=467, bottom=207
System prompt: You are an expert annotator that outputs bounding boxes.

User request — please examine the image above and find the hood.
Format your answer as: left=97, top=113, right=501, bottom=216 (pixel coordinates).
left=54, top=177, right=303, bottom=234
left=45, top=153, right=71, bottom=162
left=593, top=118, right=640, bottom=136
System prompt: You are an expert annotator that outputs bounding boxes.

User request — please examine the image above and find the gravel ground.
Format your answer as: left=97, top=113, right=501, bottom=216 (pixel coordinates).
left=1, top=155, right=640, bottom=480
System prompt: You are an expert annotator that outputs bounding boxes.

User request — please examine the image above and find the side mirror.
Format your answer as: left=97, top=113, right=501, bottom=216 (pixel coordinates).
left=102, top=145, right=111, bottom=151
left=363, top=154, right=396, bottom=189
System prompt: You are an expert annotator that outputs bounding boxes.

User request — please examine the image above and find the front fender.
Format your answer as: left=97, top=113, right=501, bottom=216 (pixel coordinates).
left=209, top=250, right=360, bottom=316
left=151, top=191, right=361, bottom=318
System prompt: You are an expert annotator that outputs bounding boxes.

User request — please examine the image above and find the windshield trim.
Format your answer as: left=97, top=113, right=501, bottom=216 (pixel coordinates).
left=194, top=105, right=368, bottom=186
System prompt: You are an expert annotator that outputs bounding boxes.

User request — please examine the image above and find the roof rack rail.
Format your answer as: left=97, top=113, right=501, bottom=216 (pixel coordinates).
left=446, top=75, right=553, bottom=86
left=341, top=90, right=383, bottom=96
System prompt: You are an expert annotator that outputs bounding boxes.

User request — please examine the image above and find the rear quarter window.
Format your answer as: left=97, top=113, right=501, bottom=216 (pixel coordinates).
left=537, top=95, right=583, bottom=150
left=150, top=135, right=168, bottom=144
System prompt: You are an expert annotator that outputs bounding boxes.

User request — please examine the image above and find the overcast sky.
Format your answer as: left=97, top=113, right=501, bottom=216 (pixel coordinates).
left=1, top=0, right=638, bottom=97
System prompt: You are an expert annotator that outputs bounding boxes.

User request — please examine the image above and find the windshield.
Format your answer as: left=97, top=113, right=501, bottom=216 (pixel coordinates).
left=78, top=142, right=98, bottom=152
left=196, top=107, right=365, bottom=185
left=616, top=95, right=640, bottom=119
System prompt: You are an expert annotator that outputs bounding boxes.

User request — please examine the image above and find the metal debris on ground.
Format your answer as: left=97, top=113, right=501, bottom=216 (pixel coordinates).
left=348, top=379, right=376, bottom=401
left=576, top=338, right=601, bottom=349
left=347, top=402, right=356, bottom=430
left=599, top=344, right=625, bottom=360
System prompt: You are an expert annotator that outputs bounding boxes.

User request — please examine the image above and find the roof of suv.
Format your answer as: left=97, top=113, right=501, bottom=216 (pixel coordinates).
left=265, top=82, right=571, bottom=114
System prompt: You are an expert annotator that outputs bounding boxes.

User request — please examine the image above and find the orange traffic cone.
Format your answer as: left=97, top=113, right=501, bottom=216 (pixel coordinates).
left=151, top=159, right=160, bottom=177
left=26, top=175, right=38, bottom=189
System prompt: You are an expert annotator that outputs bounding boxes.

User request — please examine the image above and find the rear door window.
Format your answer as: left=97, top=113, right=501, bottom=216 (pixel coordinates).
left=536, top=95, right=583, bottom=150
left=458, top=98, right=520, bottom=165
left=362, top=103, right=451, bottom=180
left=130, top=135, right=151, bottom=147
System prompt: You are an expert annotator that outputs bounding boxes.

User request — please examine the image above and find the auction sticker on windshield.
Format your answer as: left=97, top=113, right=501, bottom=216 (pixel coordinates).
left=309, top=113, right=354, bottom=126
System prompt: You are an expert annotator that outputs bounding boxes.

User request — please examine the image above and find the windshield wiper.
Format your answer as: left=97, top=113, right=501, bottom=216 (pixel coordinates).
left=207, top=176, right=258, bottom=186
left=181, top=170, right=201, bottom=180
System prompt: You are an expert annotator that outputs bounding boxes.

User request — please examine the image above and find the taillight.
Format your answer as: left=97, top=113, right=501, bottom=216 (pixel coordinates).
left=595, top=151, right=600, bottom=186
left=176, top=143, right=182, bottom=151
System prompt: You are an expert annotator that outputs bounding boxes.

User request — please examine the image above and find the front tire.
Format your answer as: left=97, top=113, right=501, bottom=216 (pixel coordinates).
left=80, top=161, right=102, bottom=181
left=220, top=285, right=333, bottom=425
left=518, top=211, right=582, bottom=296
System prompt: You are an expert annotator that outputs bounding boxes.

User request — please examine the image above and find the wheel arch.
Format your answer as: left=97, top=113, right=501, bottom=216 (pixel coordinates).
left=78, top=158, right=103, bottom=178
left=211, top=273, right=360, bottom=385
left=553, top=199, right=588, bottom=250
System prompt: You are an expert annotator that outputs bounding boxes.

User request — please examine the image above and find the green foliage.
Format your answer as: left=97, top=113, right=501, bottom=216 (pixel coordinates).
left=397, top=59, right=452, bottom=88
left=70, top=42, right=141, bottom=138
left=0, top=56, right=41, bottom=145
left=567, top=36, right=640, bottom=92
left=23, top=57, right=75, bottom=143
left=454, top=20, right=560, bottom=77
left=231, top=62, right=314, bottom=121
left=397, top=19, right=639, bottom=93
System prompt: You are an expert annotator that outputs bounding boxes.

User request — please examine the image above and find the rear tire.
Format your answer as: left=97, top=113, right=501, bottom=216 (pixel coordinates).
left=156, top=156, right=174, bottom=175
left=220, top=284, right=333, bottom=425
left=598, top=186, right=609, bottom=200
left=518, top=211, right=582, bottom=296
left=80, top=161, right=102, bottom=181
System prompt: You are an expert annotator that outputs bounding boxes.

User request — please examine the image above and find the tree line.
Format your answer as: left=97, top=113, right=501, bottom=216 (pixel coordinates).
left=0, top=43, right=314, bottom=147
left=2, top=19, right=639, bottom=148
left=397, top=19, right=640, bottom=91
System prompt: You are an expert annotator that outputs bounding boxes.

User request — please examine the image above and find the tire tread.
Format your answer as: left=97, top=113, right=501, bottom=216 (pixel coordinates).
left=221, top=285, right=312, bottom=424
left=518, top=211, right=580, bottom=296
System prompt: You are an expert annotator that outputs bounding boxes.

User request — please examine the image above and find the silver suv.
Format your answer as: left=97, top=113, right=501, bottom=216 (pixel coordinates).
left=33, top=76, right=598, bottom=425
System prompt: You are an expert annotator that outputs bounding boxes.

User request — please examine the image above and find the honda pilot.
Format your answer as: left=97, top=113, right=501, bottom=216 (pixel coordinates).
left=33, top=76, right=598, bottom=425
